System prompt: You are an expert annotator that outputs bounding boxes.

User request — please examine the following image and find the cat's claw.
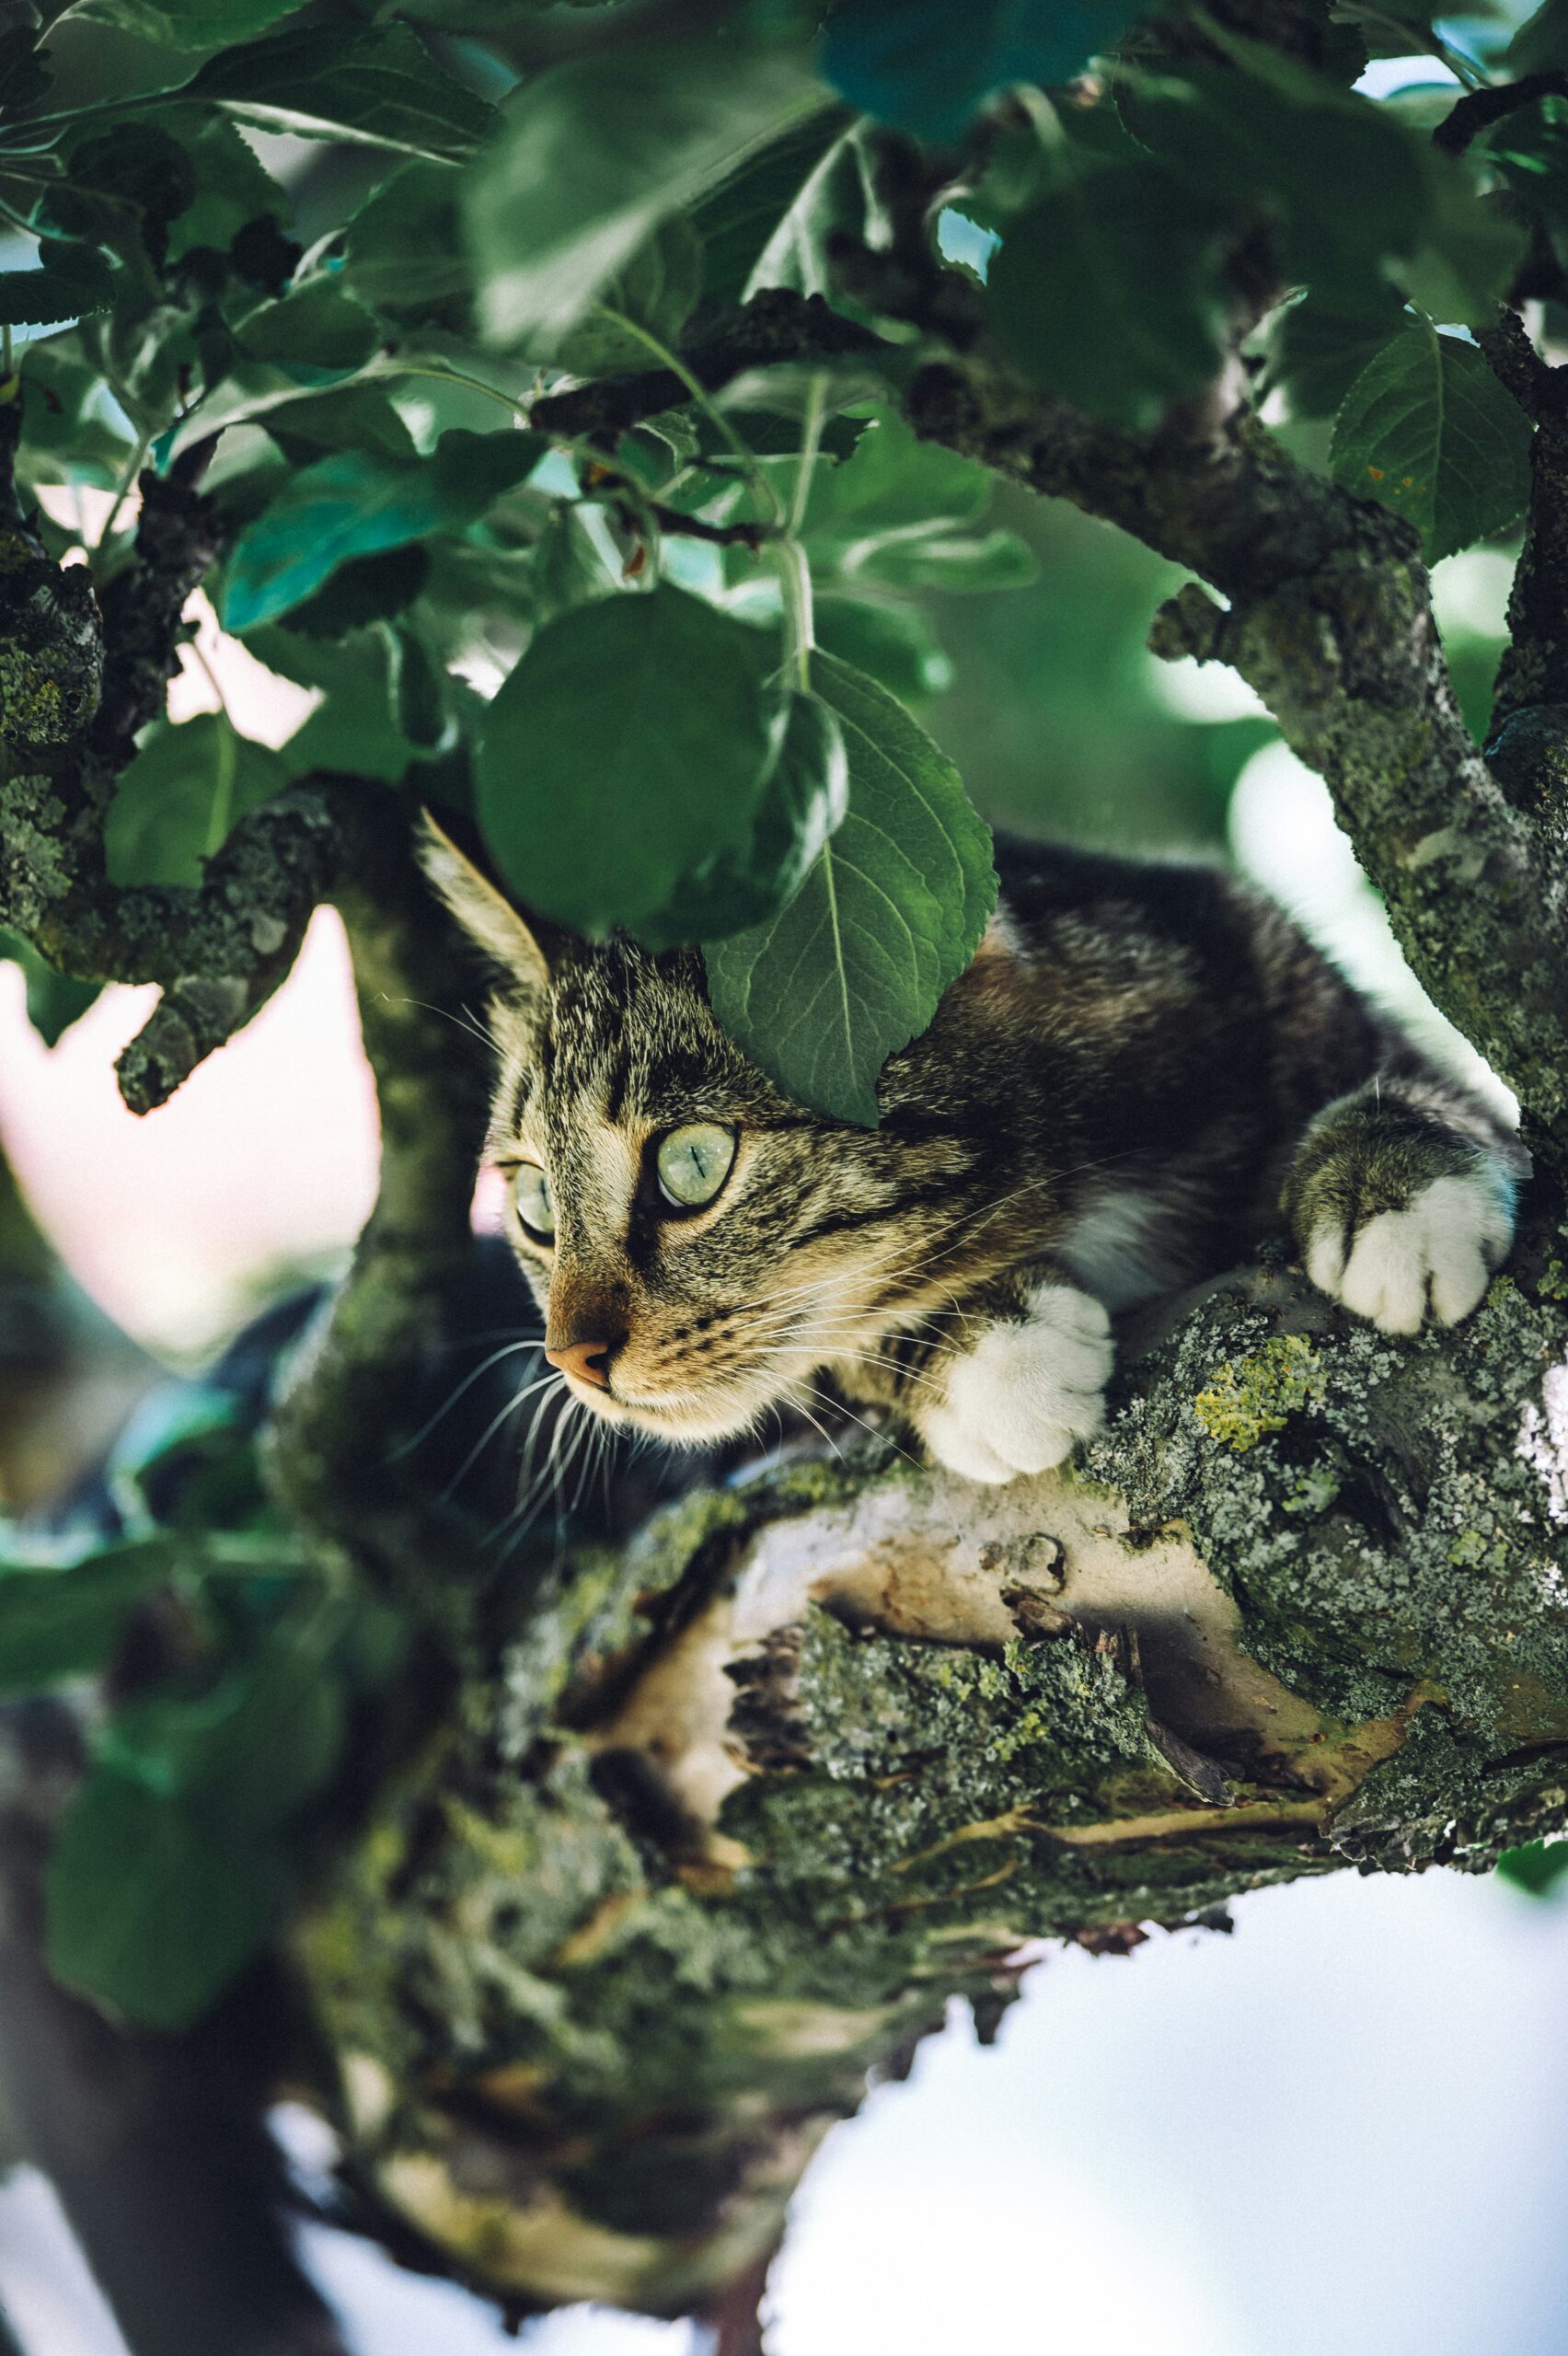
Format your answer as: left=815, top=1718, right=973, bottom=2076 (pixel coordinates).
left=919, top=1283, right=1113, bottom=1484
left=1305, top=1171, right=1514, bottom=1336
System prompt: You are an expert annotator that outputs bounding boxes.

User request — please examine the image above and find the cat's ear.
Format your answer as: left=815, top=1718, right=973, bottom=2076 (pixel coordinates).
left=419, top=813, right=550, bottom=991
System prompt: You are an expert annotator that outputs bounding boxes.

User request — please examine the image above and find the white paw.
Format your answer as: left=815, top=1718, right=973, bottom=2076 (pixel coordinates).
left=919, top=1284, right=1113, bottom=1484
left=1306, top=1172, right=1514, bottom=1336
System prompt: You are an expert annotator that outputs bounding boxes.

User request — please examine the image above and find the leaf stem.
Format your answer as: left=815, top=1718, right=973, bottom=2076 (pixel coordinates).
left=96, top=428, right=150, bottom=549
left=594, top=306, right=782, bottom=527
left=775, top=537, right=814, bottom=694
left=788, top=370, right=829, bottom=537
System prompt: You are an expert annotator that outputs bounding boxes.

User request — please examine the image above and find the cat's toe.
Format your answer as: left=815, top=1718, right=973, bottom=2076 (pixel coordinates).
left=1308, top=1172, right=1513, bottom=1335
left=923, top=1284, right=1113, bottom=1482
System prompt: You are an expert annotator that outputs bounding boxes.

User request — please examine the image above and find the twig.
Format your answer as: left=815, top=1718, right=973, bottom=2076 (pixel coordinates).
left=1435, top=68, right=1568, bottom=156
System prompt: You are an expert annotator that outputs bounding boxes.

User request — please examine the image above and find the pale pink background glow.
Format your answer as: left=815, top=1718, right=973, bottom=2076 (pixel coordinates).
left=0, top=912, right=378, bottom=1357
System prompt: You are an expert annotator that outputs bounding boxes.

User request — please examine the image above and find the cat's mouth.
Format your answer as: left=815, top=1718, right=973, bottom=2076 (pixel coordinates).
left=555, top=1362, right=779, bottom=1446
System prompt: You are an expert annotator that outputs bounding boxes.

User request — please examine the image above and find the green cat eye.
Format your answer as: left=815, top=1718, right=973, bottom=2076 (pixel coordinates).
left=656, top=1123, right=736, bottom=1210
left=513, top=1161, right=556, bottom=1240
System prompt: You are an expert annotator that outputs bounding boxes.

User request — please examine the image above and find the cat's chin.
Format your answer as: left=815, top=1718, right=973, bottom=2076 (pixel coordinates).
left=559, top=1374, right=761, bottom=1448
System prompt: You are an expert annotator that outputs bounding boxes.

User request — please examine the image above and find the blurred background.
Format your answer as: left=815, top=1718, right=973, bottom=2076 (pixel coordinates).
left=1, top=20, right=1562, bottom=2354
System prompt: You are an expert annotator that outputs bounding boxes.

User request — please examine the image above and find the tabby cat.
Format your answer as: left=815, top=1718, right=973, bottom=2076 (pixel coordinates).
left=422, top=820, right=1524, bottom=1484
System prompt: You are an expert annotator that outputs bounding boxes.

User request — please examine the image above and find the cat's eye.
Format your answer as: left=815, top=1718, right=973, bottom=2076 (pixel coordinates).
left=656, top=1123, right=736, bottom=1210
left=513, top=1161, right=556, bottom=1241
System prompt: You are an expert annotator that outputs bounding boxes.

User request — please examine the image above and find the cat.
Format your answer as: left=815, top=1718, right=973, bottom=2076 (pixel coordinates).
left=421, top=818, right=1526, bottom=1485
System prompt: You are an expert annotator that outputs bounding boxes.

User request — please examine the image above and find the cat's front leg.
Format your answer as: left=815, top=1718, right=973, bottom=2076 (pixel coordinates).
left=1286, top=1076, right=1525, bottom=1334
left=911, top=1276, right=1114, bottom=1485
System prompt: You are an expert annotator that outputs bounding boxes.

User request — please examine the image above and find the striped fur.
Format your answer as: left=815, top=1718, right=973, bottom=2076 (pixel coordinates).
left=427, top=830, right=1527, bottom=1472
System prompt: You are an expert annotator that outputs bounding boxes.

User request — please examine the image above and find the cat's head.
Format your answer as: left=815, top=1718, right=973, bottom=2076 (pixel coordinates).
left=421, top=820, right=1028, bottom=1446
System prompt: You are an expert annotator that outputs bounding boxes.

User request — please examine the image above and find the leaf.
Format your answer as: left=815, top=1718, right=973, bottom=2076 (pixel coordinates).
left=987, top=155, right=1230, bottom=430
left=1401, top=156, right=1525, bottom=327
left=1510, top=0, right=1568, bottom=72
left=342, top=160, right=472, bottom=326
left=285, top=543, right=431, bottom=639
left=0, top=242, right=114, bottom=327
left=464, top=40, right=825, bottom=349
left=159, top=112, right=291, bottom=266
left=690, top=107, right=854, bottom=308
left=705, top=652, right=996, bottom=1126
left=162, top=365, right=417, bottom=468
left=533, top=214, right=703, bottom=375
left=1496, top=1836, right=1568, bottom=1895
left=746, top=123, right=887, bottom=301
left=181, top=23, right=492, bottom=162
left=101, top=1613, right=345, bottom=1827
left=0, top=1537, right=174, bottom=1695
left=254, top=624, right=424, bottom=785
left=69, top=0, right=308, bottom=49
left=16, top=333, right=139, bottom=490
left=40, top=124, right=196, bottom=272
left=813, top=592, right=953, bottom=700
left=46, top=1766, right=292, bottom=2029
left=802, top=407, right=991, bottom=538
left=819, top=0, right=1139, bottom=144
left=476, top=583, right=786, bottom=936
left=1257, top=288, right=1409, bottom=422
left=1330, top=319, right=1532, bottom=560
left=850, top=526, right=1038, bottom=593
left=0, top=927, right=101, bottom=1046
left=1124, top=59, right=1428, bottom=306
left=222, top=428, right=543, bottom=631
left=105, top=716, right=290, bottom=887
left=633, top=689, right=848, bottom=951
left=236, top=282, right=384, bottom=372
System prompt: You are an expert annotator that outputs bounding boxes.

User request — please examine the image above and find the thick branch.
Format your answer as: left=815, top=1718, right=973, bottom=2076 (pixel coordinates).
left=292, top=1230, right=1568, bottom=2320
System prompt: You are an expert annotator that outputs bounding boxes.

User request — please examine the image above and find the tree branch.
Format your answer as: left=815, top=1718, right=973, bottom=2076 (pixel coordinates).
left=1434, top=69, right=1568, bottom=156
left=292, top=1233, right=1568, bottom=2319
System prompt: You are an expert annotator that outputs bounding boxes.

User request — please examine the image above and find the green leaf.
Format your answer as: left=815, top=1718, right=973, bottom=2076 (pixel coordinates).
left=70, top=0, right=308, bottom=50
left=705, top=652, right=995, bottom=1126
left=342, top=160, right=471, bottom=326
left=987, top=155, right=1230, bottom=430
left=105, top=716, right=290, bottom=888
left=819, top=0, right=1138, bottom=144
left=476, top=583, right=785, bottom=936
left=253, top=623, right=423, bottom=784
left=284, top=544, right=431, bottom=639
left=0, top=927, right=101, bottom=1046
left=222, top=428, right=542, bottom=630
left=46, top=1766, right=292, bottom=2029
left=690, top=107, right=854, bottom=308
left=633, top=688, right=848, bottom=950
left=802, top=407, right=990, bottom=538
left=0, top=1537, right=174, bottom=1695
left=813, top=591, right=953, bottom=700
left=1510, top=0, right=1568, bottom=72
left=1257, top=288, right=1408, bottom=422
left=236, top=283, right=384, bottom=372
left=41, top=124, right=197, bottom=272
left=0, top=242, right=114, bottom=327
left=16, top=333, right=139, bottom=491
left=747, top=123, right=886, bottom=301
left=535, top=214, right=703, bottom=375
left=101, top=1615, right=345, bottom=1827
left=181, top=23, right=492, bottom=163
left=850, top=526, right=1038, bottom=593
left=464, top=40, right=825, bottom=349
left=1124, top=60, right=1428, bottom=306
left=1330, top=319, right=1532, bottom=560
left=1497, top=1836, right=1568, bottom=1894
left=163, top=366, right=417, bottom=468
left=1401, top=156, right=1525, bottom=327
left=159, top=112, right=291, bottom=266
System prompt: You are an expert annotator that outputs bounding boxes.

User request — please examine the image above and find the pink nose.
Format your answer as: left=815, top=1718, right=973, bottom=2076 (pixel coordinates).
left=545, top=1336, right=615, bottom=1390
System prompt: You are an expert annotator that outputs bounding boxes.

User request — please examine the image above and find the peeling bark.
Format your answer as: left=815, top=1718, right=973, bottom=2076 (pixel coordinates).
left=290, top=1232, right=1568, bottom=2316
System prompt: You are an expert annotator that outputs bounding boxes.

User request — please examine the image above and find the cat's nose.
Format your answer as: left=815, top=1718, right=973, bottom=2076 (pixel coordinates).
left=546, top=1334, right=620, bottom=1390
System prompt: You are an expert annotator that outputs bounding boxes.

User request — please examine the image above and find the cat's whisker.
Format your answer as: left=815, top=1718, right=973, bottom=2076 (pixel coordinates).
left=393, top=1337, right=550, bottom=1461
left=440, top=1370, right=561, bottom=1501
